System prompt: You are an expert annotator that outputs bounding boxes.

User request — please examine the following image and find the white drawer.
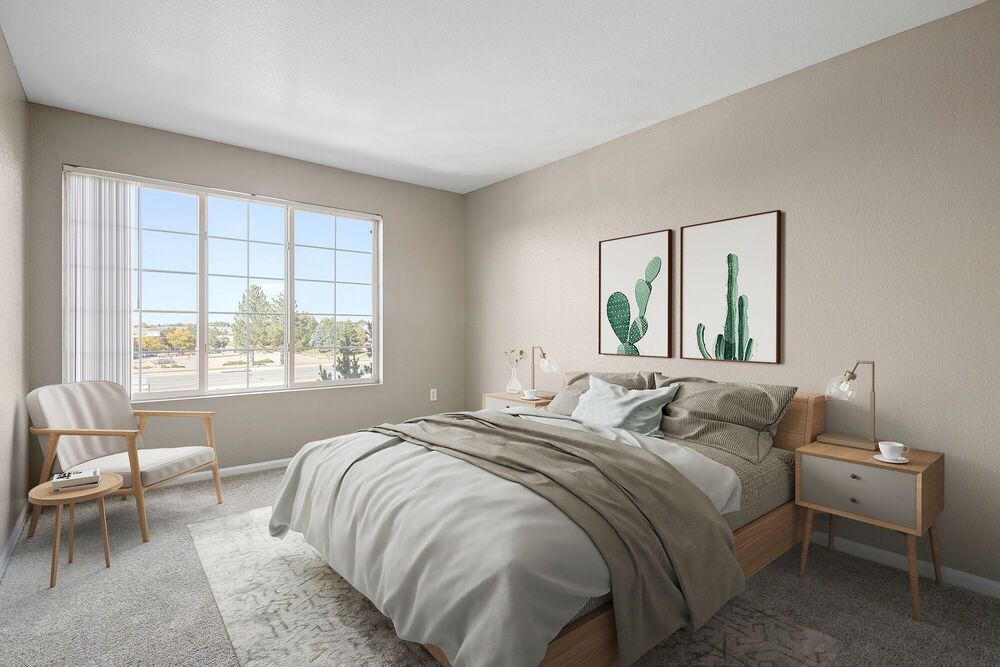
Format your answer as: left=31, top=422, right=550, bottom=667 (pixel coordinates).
left=483, top=396, right=519, bottom=410
left=801, top=455, right=916, bottom=529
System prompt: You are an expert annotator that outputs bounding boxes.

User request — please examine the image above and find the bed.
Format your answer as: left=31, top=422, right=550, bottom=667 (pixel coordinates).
left=270, top=379, right=825, bottom=667
left=430, top=390, right=824, bottom=667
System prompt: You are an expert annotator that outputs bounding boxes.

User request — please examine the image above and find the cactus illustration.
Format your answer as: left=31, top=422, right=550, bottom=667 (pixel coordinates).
left=606, top=256, right=661, bottom=355
left=696, top=253, right=754, bottom=361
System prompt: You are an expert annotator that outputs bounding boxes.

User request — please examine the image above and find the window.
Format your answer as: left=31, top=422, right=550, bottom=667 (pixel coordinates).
left=111, top=172, right=379, bottom=398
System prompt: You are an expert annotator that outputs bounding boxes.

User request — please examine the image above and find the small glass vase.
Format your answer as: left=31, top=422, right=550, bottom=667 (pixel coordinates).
left=505, top=363, right=522, bottom=395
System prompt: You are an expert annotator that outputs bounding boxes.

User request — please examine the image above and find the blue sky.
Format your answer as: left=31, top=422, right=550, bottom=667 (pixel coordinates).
left=135, top=188, right=373, bottom=324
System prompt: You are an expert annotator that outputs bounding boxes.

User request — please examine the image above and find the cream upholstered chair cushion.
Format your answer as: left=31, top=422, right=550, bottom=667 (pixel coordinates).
left=64, top=446, right=216, bottom=488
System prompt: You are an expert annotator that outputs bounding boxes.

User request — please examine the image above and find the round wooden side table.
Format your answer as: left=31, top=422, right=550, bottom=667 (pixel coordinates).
left=28, top=472, right=124, bottom=588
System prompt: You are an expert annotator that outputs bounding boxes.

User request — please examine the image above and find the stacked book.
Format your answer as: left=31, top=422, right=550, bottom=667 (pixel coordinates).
left=52, top=469, right=101, bottom=492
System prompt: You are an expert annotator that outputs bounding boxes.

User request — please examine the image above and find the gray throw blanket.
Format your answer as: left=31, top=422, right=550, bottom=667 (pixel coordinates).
left=365, top=410, right=745, bottom=666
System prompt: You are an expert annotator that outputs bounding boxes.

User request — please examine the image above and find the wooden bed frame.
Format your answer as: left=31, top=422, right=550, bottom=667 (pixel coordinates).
left=425, top=391, right=826, bottom=667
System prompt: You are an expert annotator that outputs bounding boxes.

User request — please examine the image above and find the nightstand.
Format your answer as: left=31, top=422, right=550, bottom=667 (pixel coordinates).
left=795, top=442, right=944, bottom=620
left=482, top=392, right=553, bottom=410
left=28, top=473, right=123, bottom=587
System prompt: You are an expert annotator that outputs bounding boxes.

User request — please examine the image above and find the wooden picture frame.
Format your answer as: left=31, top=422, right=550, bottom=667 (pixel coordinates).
left=680, top=211, right=781, bottom=363
left=598, top=229, right=672, bottom=358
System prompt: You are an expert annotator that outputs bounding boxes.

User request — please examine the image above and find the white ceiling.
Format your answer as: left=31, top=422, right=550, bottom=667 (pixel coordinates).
left=0, top=1, right=982, bottom=193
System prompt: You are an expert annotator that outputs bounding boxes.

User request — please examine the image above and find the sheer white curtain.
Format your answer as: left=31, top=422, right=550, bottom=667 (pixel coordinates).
left=63, top=170, right=137, bottom=390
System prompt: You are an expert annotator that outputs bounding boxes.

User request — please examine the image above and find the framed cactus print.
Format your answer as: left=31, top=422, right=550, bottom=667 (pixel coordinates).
left=681, top=210, right=781, bottom=363
left=599, top=229, right=672, bottom=357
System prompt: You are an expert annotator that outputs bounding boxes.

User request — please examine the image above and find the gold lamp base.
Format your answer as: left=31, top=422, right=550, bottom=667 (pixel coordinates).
left=816, top=432, right=878, bottom=450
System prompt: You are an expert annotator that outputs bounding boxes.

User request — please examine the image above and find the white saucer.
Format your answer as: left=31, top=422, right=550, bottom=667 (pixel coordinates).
left=874, top=454, right=909, bottom=464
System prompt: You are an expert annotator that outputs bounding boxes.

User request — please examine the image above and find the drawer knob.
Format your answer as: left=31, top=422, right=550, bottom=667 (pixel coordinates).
left=850, top=473, right=859, bottom=480
left=849, top=497, right=858, bottom=503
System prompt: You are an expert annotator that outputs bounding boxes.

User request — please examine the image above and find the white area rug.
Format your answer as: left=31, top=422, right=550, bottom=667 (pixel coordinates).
left=188, top=507, right=436, bottom=666
left=190, top=507, right=842, bottom=666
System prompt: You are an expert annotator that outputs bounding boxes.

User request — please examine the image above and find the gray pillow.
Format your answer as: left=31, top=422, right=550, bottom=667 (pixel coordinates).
left=546, top=371, right=655, bottom=415
left=653, top=374, right=797, bottom=463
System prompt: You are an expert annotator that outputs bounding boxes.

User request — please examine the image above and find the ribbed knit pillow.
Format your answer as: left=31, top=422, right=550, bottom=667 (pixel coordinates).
left=653, top=374, right=797, bottom=463
left=546, top=371, right=655, bottom=415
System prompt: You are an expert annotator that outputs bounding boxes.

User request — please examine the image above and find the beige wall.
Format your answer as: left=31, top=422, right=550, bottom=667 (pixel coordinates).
left=27, top=106, right=465, bottom=469
left=465, top=2, right=1000, bottom=581
left=0, top=28, right=28, bottom=551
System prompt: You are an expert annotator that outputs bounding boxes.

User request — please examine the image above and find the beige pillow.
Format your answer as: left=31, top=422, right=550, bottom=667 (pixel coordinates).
left=653, top=374, right=797, bottom=463
left=546, top=371, right=655, bottom=415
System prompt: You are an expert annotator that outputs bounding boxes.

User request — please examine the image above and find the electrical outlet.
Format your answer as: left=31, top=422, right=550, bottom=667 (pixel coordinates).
left=430, top=388, right=438, bottom=401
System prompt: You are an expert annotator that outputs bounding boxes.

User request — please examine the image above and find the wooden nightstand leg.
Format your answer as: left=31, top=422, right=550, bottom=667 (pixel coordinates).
left=50, top=504, right=63, bottom=588
left=828, top=514, right=836, bottom=551
left=929, top=524, right=943, bottom=585
left=67, top=503, right=75, bottom=563
left=98, top=496, right=110, bottom=568
left=905, top=533, right=920, bottom=621
left=799, top=508, right=814, bottom=578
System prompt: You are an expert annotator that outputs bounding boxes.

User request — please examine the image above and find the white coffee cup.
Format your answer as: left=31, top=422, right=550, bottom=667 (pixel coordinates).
left=521, top=389, right=539, bottom=400
left=878, top=441, right=909, bottom=461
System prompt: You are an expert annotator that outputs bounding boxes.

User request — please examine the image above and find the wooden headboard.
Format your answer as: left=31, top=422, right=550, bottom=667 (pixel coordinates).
left=773, top=392, right=825, bottom=451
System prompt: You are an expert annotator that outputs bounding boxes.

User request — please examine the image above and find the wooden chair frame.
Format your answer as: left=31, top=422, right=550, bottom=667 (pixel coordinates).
left=28, top=410, right=222, bottom=543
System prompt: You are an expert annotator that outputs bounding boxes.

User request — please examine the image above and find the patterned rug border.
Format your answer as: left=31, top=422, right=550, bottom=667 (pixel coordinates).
left=190, top=507, right=843, bottom=666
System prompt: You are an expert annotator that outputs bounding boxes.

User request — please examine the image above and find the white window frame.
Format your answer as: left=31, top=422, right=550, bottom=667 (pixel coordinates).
left=65, top=165, right=382, bottom=400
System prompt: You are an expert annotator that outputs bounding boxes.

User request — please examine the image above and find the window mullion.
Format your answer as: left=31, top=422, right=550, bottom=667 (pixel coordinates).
left=197, top=193, right=208, bottom=394
left=286, top=205, right=294, bottom=388
left=371, top=220, right=380, bottom=383
left=135, top=186, right=143, bottom=398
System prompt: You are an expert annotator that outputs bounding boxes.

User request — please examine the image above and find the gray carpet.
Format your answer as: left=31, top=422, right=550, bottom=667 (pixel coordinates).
left=2, top=468, right=999, bottom=666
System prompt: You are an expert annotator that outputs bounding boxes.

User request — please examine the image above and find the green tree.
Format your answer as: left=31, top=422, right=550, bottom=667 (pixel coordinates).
left=360, top=319, right=373, bottom=352
left=296, top=313, right=318, bottom=349
left=309, top=317, right=337, bottom=347
left=336, top=350, right=361, bottom=379
left=233, top=284, right=281, bottom=363
left=207, top=326, right=228, bottom=350
left=335, top=320, right=365, bottom=379
left=336, top=320, right=364, bottom=348
left=272, top=293, right=318, bottom=351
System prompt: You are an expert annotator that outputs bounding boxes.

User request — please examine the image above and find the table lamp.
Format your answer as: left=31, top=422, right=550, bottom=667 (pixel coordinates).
left=817, top=360, right=877, bottom=450
left=530, top=346, right=560, bottom=394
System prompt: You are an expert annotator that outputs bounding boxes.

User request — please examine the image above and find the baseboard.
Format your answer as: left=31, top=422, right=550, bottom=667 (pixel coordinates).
left=158, top=457, right=292, bottom=488
left=811, top=530, right=1000, bottom=600
left=0, top=502, right=29, bottom=582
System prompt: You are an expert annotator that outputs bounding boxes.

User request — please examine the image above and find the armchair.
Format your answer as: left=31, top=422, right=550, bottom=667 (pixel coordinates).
left=26, top=381, right=222, bottom=542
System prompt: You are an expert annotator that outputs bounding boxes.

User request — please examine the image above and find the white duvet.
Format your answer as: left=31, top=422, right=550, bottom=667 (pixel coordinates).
left=269, top=409, right=740, bottom=666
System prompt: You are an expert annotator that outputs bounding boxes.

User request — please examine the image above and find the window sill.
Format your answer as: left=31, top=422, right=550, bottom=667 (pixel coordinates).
left=130, top=379, right=382, bottom=403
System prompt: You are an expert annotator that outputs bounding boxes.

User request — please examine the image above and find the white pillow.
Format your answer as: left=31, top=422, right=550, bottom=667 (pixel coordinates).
left=570, top=376, right=680, bottom=438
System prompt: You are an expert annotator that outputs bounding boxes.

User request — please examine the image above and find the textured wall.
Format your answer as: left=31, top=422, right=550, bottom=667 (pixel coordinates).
left=465, top=3, right=1000, bottom=580
left=27, top=105, right=465, bottom=469
left=0, top=27, right=28, bottom=552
